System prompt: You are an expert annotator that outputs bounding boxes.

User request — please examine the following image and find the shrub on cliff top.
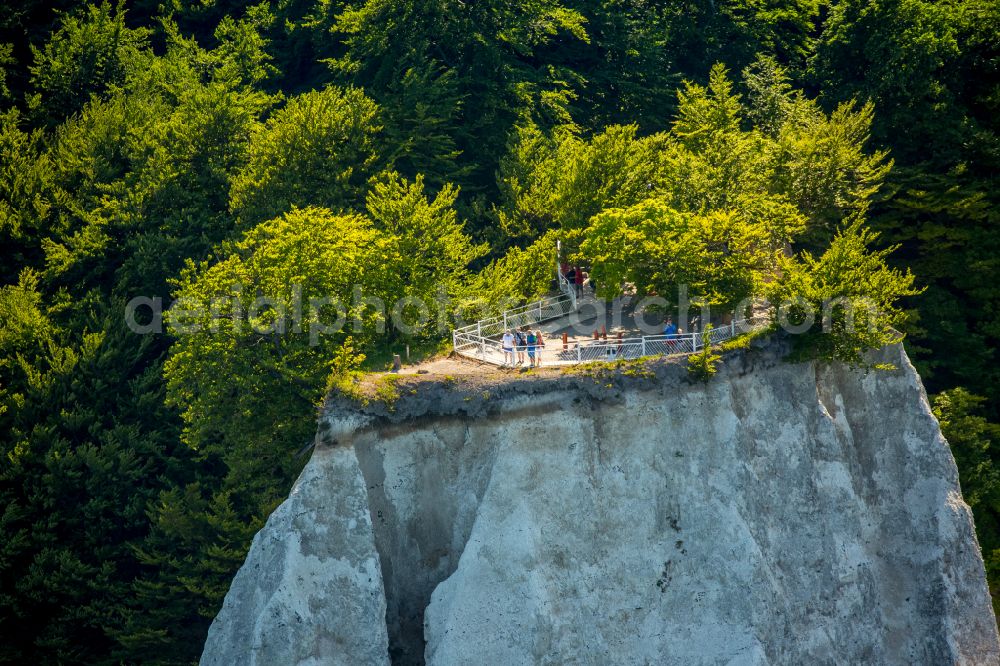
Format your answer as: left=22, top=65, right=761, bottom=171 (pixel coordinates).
left=767, top=218, right=921, bottom=368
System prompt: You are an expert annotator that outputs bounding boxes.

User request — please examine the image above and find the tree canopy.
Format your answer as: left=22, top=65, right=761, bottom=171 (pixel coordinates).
left=1, top=0, right=998, bottom=660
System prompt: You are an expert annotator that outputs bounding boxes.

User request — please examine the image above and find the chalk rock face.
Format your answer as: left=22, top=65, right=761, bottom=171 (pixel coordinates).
left=200, top=445, right=389, bottom=666
left=201, top=343, right=1000, bottom=665
left=421, top=347, right=998, bottom=665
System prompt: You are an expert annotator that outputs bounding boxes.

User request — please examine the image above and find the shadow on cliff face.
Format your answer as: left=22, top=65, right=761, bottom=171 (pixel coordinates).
left=353, top=419, right=501, bottom=665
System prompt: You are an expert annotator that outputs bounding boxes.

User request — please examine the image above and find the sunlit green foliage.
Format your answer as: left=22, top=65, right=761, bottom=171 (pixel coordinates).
left=230, top=86, right=382, bottom=225
left=34, top=19, right=275, bottom=299
left=166, top=176, right=479, bottom=461
left=582, top=200, right=789, bottom=310
left=365, top=172, right=487, bottom=307
left=497, top=123, right=671, bottom=238
left=468, top=230, right=561, bottom=316
left=687, top=325, right=722, bottom=382
left=1, top=0, right=998, bottom=660
left=767, top=219, right=922, bottom=368
left=165, top=208, right=383, bottom=455
left=498, top=63, right=888, bottom=248
left=744, top=57, right=893, bottom=238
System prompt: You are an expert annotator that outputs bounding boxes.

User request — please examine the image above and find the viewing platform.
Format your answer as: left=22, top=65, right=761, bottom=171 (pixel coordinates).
left=452, top=271, right=769, bottom=367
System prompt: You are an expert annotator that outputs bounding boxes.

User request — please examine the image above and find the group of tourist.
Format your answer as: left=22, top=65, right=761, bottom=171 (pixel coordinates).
left=493, top=264, right=690, bottom=368
left=562, top=265, right=590, bottom=296
left=501, top=327, right=546, bottom=367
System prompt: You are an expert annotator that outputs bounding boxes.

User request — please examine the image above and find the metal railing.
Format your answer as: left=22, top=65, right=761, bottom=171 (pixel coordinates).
left=453, top=304, right=770, bottom=367
left=452, top=270, right=578, bottom=352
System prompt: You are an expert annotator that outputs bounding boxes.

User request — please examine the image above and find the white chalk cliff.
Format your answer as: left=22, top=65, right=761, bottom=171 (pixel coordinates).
left=201, top=341, right=1000, bottom=665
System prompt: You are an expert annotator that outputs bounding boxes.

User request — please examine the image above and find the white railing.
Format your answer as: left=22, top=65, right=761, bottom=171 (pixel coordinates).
left=453, top=309, right=770, bottom=367
left=556, top=270, right=578, bottom=311
left=453, top=270, right=578, bottom=346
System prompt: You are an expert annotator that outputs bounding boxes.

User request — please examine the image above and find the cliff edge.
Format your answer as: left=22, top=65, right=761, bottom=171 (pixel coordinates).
left=201, top=341, right=1000, bottom=665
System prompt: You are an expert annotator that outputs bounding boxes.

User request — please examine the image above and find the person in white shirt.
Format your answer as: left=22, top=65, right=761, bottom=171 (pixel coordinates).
left=502, top=330, right=515, bottom=366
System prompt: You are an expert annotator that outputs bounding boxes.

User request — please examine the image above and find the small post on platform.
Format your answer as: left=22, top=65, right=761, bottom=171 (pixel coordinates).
left=392, top=354, right=402, bottom=372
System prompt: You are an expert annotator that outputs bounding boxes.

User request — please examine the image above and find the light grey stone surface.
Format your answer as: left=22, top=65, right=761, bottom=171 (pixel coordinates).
left=200, top=445, right=389, bottom=666
left=202, top=344, right=999, bottom=665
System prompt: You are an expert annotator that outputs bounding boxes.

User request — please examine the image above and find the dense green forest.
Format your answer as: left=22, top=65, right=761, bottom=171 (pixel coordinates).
left=0, top=1, right=997, bottom=662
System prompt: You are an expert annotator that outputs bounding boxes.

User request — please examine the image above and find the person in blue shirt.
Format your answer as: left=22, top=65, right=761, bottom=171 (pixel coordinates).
left=663, top=317, right=678, bottom=338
